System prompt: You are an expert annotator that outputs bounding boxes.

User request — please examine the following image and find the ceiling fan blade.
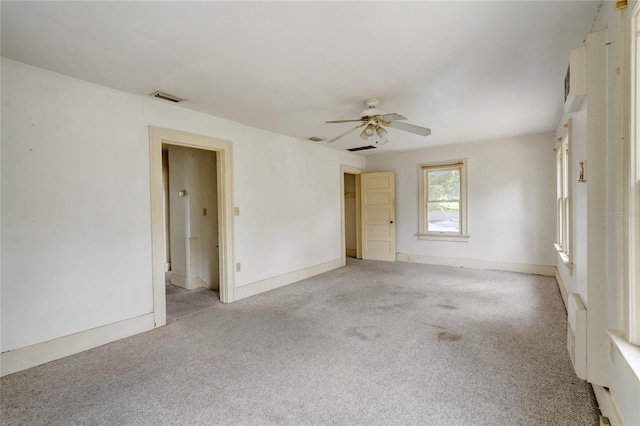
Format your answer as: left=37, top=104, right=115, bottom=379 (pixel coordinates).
left=380, top=113, right=407, bottom=122
left=326, top=124, right=365, bottom=143
left=325, top=119, right=364, bottom=124
left=388, top=121, right=432, bottom=137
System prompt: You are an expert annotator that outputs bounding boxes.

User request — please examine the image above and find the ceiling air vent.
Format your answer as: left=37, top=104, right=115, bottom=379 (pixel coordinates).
left=347, top=145, right=377, bottom=152
left=149, top=91, right=185, bottom=103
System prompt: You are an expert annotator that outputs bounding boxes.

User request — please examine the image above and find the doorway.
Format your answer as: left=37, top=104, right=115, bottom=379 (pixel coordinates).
left=149, top=127, right=235, bottom=328
left=162, top=145, right=219, bottom=322
left=344, top=173, right=358, bottom=258
left=340, top=165, right=364, bottom=265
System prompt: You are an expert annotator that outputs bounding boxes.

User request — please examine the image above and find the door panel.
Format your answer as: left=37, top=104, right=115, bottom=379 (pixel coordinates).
left=361, top=171, right=396, bottom=261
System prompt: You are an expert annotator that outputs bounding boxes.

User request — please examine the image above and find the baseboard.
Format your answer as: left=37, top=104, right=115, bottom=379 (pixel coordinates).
left=593, top=385, right=624, bottom=426
left=555, top=269, right=569, bottom=310
left=1, top=313, right=155, bottom=377
left=170, top=273, right=187, bottom=287
left=170, top=273, right=208, bottom=290
left=396, top=253, right=556, bottom=276
left=234, top=258, right=343, bottom=301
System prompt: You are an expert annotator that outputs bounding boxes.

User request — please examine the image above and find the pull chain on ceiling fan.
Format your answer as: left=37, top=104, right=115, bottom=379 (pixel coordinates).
left=322, top=98, right=431, bottom=145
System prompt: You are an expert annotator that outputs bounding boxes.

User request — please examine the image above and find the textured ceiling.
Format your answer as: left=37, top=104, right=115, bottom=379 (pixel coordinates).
left=1, top=1, right=601, bottom=155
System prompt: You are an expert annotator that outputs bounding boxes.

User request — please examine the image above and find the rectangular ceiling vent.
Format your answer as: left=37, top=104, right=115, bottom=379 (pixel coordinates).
left=347, top=145, right=377, bottom=152
left=149, top=91, right=185, bottom=103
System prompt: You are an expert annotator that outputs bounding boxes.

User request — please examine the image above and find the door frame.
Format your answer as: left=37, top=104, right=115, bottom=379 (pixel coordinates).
left=149, top=126, right=235, bottom=327
left=340, top=165, right=364, bottom=266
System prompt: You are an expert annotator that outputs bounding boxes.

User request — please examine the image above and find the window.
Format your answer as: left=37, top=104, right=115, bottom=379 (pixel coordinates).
left=555, top=123, right=572, bottom=267
left=418, top=160, right=469, bottom=241
left=625, top=3, right=640, bottom=345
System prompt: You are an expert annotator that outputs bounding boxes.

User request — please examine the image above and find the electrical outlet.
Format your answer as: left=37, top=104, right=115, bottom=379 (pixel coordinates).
left=236, top=262, right=241, bottom=272
left=234, top=207, right=240, bottom=216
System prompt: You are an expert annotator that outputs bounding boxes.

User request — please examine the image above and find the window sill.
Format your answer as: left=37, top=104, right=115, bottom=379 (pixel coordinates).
left=417, top=233, right=470, bottom=242
left=554, top=243, right=573, bottom=271
left=608, top=330, right=640, bottom=382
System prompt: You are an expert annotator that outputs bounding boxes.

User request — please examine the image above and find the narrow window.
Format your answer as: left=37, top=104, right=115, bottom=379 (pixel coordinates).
left=555, top=123, right=572, bottom=267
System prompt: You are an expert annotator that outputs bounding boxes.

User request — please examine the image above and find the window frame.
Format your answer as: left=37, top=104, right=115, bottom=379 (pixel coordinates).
left=418, top=159, right=469, bottom=242
left=622, top=1, right=640, bottom=345
left=554, top=121, right=573, bottom=269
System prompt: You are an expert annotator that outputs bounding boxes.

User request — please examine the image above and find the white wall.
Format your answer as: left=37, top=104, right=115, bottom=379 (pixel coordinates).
left=0, top=58, right=364, bottom=354
left=366, top=133, right=556, bottom=269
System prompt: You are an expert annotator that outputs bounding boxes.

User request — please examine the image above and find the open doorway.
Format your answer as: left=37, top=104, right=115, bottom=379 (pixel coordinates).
left=344, top=173, right=357, bottom=258
left=340, top=165, right=364, bottom=265
left=162, top=145, right=219, bottom=323
left=149, top=127, right=235, bottom=328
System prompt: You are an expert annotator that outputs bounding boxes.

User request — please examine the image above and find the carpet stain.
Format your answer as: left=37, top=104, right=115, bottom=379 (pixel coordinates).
left=437, top=331, right=462, bottom=342
left=435, top=304, right=457, bottom=310
left=345, top=326, right=381, bottom=341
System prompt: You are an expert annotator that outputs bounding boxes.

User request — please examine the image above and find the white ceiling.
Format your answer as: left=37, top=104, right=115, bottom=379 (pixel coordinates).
left=1, top=1, right=601, bottom=156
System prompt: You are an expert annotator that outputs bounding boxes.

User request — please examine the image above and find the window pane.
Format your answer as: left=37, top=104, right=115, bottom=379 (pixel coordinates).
left=427, top=201, right=460, bottom=232
left=428, top=169, right=460, bottom=201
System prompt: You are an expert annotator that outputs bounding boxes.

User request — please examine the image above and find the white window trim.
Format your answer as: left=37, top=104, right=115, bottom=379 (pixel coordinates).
left=417, top=159, right=469, bottom=242
left=622, top=1, right=640, bottom=346
left=554, top=121, right=573, bottom=270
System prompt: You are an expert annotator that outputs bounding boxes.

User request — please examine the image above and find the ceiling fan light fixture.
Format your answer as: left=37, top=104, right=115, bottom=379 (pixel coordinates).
left=375, top=126, right=388, bottom=138
left=360, top=124, right=375, bottom=141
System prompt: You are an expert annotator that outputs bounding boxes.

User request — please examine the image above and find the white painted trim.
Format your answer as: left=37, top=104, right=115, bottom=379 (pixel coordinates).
left=1, top=313, right=155, bottom=377
left=555, top=243, right=574, bottom=272
left=234, top=258, right=343, bottom=301
left=149, top=126, right=235, bottom=319
left=622, top=0, right=640, bottom=347
left=593, top=385, right=624, bottom=426
left=555, top=269, right=569, bottom=310
left=418, top=159, right=468, bottom=238
left=397, top=253, right=556, bottom=276
left=608, top=330, right=640, bottom=386
left=606, top=331, right=640, bottom=426
left=417, top=233, right=470, bottom=242
left=340, top=165, right=364, bottom=267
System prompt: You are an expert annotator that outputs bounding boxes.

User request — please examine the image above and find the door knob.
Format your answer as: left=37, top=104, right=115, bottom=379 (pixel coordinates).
left=390, top=220, right=394, bottom=224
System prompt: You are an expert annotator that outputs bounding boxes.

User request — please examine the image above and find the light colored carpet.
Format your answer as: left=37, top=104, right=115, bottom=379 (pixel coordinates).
left=165, top=281, right=218, bottom=324
left=1, top=259, right=599, bottom=425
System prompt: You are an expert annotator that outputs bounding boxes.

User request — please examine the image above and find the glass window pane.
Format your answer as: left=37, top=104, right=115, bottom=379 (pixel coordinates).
left=427, top=201, right=460, bottom=232
left=428, top=169, right=460, bottom=201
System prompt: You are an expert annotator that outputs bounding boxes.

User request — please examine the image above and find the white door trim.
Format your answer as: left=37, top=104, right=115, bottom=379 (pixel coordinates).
left=149, top=127, right=235, bottom=328
left=340, top=165, right=364, bottom=266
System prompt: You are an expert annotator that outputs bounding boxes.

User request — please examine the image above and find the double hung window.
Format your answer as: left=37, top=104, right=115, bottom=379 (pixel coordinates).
left=418, top=160, right=468, bottom=241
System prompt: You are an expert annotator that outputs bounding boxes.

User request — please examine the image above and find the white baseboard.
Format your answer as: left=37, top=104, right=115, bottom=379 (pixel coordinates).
left=234, top=258, right=343, bottom=301
left=1, top=313, right=155, bottom=377
left=555, top=269, right=569, bottom=310
left=170, top=273, right=208, bottom=290
left=396, top=253, right=556, bottom=276
left=593, top=385, right=624, bottom=426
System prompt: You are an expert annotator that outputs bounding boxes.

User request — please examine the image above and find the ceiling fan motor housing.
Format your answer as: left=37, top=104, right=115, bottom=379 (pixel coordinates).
left=361, top=98, right=385, bottom=119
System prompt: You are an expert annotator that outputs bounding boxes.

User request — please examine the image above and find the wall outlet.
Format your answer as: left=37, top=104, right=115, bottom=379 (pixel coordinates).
left=236, top=262, right=241, bottom=272
left=234, top=207, right=240, bottom=216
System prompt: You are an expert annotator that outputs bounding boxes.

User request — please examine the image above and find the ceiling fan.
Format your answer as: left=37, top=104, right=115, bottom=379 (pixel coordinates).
left=323, top=98, right=431, bottom=145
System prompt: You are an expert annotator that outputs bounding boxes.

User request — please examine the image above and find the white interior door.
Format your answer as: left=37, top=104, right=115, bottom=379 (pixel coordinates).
left=361, top=171, right=396, bottom=261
